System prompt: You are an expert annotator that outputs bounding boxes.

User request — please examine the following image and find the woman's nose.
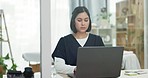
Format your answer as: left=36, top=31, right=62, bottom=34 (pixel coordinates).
left=81, top=21, right=85, bottom=26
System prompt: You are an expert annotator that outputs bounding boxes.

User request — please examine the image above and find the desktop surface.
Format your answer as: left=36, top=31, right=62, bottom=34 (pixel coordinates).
left=53, top=69, right=148, bottom=78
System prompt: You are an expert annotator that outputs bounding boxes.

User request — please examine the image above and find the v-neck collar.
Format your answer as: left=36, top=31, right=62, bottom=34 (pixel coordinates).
left=71, top=34, right=90, bottom=47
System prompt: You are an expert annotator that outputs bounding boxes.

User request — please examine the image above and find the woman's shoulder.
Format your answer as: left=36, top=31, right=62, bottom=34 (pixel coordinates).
left=57, top=34, right=73, bottom=44
left=63, top=34, right=73, bottom=38
left=59, top=34, right=73, bottom=40
left=89, top=33, right=101, bottom=38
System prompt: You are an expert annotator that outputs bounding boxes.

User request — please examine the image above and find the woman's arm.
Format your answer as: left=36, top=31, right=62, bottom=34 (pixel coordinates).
left=54, top=57, right=76, bottom=74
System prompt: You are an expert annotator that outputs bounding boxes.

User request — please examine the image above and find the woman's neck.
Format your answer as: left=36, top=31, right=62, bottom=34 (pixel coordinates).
left=73, top=32, right=88, bottom=39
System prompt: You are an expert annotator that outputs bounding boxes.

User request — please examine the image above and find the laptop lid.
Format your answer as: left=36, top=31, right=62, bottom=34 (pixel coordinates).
left=75, top=46, right=124, bottom=78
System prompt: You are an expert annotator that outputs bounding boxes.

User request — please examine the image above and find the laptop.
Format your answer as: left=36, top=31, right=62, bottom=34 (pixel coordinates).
left=75, top=46, right=124, bottom=78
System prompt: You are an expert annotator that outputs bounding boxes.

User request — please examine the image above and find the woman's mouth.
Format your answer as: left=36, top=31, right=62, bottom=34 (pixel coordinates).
left=80, top=27, right=86, bottom=30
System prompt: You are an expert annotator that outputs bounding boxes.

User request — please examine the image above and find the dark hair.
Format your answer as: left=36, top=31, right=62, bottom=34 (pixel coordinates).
left=70, top=6, right=91, bottom=33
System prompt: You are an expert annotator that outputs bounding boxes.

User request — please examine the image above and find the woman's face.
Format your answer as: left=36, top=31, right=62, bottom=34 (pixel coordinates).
left=75, top=12, right=90, bottom=33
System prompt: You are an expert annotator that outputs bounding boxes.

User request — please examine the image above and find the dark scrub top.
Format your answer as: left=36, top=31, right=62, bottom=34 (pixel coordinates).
left=52, top=33, right=104, bottom=66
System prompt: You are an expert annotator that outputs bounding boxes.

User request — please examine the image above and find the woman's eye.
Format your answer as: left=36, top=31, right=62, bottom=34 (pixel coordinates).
left=77, top=19, right=82, bottom=22
left=84, top=19, right=88, bottom=22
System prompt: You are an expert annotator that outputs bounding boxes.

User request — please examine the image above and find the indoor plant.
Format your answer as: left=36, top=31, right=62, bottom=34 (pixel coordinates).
left=99, top=7, right=112, bottom=21
left=96, top=7, right=112, bottom=28
left=0, top=53, right=17, bottom=78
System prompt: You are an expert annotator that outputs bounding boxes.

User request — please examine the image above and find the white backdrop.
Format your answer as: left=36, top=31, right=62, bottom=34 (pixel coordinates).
left=51, top=0, right=71, bottom=55
left=0, top=0, right=40, bottom=71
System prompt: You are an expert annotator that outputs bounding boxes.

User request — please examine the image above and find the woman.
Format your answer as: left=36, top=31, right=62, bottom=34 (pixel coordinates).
left=52, top=6, right=104, bottom=74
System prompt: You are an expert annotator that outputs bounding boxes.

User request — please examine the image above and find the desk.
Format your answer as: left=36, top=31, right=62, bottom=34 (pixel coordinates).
left=52, top=69, right=148, bottom=78
left=3, top=69, right=147, bottom=78
left=119, top=69, right=148, bottom=78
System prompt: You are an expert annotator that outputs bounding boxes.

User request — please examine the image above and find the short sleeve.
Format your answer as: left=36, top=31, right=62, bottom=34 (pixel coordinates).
left=52, top=37, right=66, bottom=60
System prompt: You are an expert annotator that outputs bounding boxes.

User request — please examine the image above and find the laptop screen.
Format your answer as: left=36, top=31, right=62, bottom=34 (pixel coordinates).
left=75, top=46, right=124, bottom=78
